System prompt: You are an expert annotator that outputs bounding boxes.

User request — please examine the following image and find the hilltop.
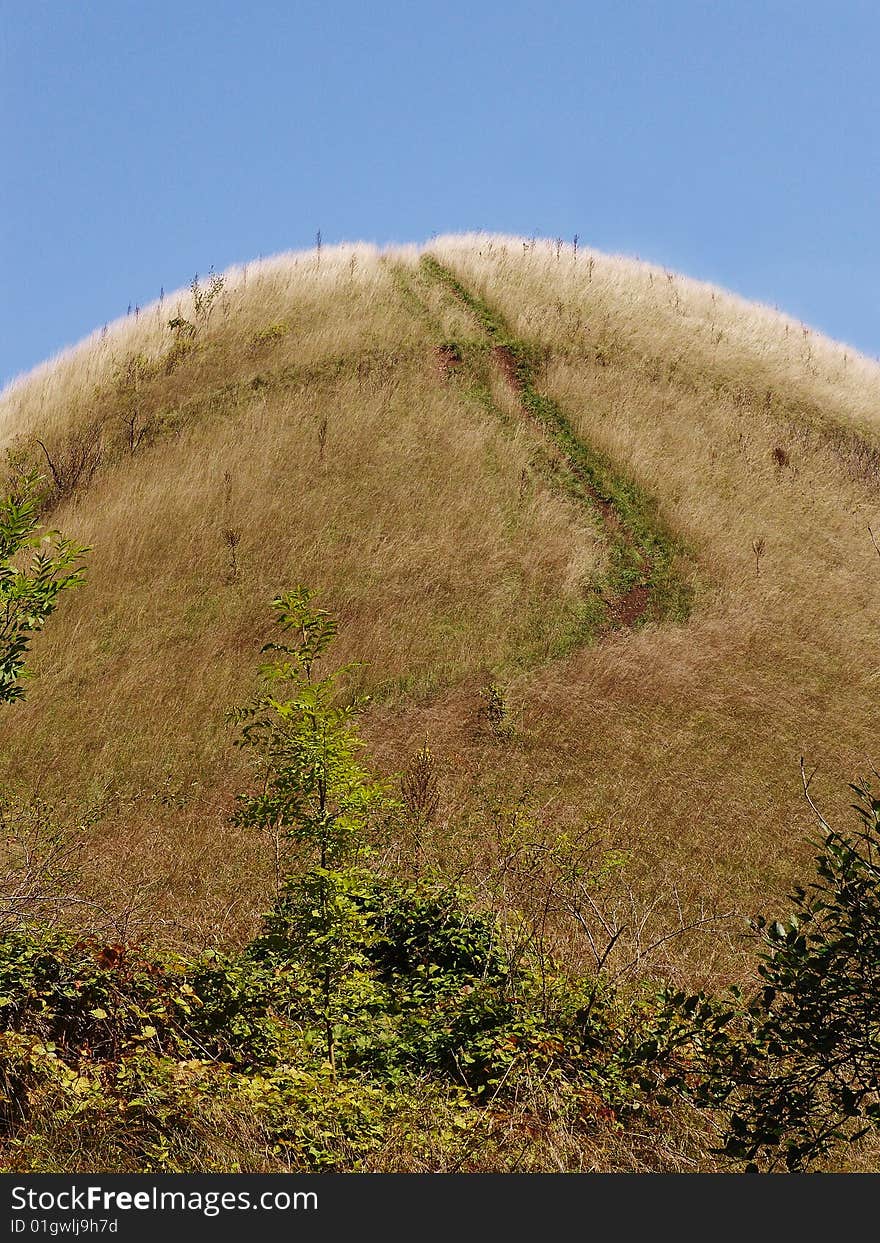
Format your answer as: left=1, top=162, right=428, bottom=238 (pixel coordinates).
left=0, top=235, right=879, bottom=1171
left=1, top=233, right=877, bottom=955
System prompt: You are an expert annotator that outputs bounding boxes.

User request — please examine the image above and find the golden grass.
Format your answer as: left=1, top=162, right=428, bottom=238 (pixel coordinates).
left=398, top=236, right=880, bottom=986
left=3, top=234, right=880, bottom=1171
left=0, top=233, right=878, bottom=987
left=430, top=233, right=880, bottom=435
left=0, top=242, right=604, bottom=947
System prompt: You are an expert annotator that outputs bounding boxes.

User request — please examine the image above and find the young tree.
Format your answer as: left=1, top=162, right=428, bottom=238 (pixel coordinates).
left=0, top=473, right=88, bottom=704
left=231, top=588, right=389, bottom=1072
left=0, top=474, right=88, bottom=932
left=230, top=587, right=385, bottom=887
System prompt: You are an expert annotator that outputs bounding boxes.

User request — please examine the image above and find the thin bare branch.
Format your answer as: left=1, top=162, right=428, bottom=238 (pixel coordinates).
left=800, top=756, right=833, bottom=834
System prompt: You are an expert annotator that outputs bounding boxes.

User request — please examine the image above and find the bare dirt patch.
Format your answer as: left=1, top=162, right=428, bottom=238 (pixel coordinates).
left=435, top=342, right=463, bottom=379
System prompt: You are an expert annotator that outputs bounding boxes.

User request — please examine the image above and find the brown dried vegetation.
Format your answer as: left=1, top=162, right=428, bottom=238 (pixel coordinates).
left=0, top=239, right=879, bottom=1171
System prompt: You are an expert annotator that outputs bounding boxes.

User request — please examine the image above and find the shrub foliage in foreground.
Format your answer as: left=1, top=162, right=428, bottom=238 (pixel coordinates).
left=0, top=874, right=702, bottom=1172
left=0, top=472, right=87, bottom=703
left=677, top=781, right=880, bottom=1171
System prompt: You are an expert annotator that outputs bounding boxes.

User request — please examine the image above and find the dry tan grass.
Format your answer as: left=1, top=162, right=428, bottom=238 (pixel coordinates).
left=0, top=241, right=603, bottom=947
left=430, top=233, right=880, bottom=434
left=1, top=233, right=878, bottom=986
left=3, top=234, right=880, bottom=1171
left=387, top=236, right=880, bottom=987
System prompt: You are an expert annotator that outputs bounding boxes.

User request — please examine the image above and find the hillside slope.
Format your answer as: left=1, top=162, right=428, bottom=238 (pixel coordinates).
left=0, top=235, right=878, bottom=990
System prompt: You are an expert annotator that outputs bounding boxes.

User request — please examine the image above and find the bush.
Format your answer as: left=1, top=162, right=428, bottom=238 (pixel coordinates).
left=652, top=780, right=880, bottom=1171
left=720, top=780, right=880, bottom=1170
left=0, top=475, right=87, bottom=703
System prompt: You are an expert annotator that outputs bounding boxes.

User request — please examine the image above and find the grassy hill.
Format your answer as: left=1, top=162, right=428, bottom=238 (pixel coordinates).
left=1, top=235, right=878, bottom=1170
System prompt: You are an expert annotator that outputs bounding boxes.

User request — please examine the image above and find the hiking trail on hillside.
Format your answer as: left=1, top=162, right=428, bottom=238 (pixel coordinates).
left=394, top=254, right=695, bottom=638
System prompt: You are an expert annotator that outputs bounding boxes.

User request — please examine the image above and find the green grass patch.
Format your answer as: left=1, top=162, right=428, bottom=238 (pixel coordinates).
left=420, top=255, right=695, bottom=627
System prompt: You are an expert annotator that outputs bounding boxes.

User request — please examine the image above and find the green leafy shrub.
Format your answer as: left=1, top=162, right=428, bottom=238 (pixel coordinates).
left=250, top=322, right=289, bottom=348
left=0, top=474, right=87, bottom=703
left=719, top=780, right=880, bottom=1170
left=646, top=780, right=880, bottom=1171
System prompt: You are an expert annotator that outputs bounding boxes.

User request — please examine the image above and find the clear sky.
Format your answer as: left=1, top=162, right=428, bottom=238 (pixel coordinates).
left=2, top=0, right=879, bottom=385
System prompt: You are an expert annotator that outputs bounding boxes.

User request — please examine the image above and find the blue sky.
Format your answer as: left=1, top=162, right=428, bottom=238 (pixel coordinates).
left=2, top=0, right=879, bottom=384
